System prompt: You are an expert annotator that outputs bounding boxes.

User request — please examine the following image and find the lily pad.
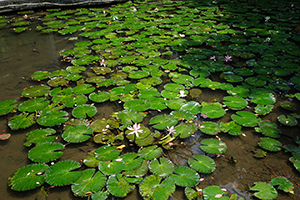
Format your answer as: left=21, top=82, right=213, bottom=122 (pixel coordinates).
left=37, top=110, right=69, bottom=126
left=107, top=174, right=135, bottom=197
left=8, top=113, right=35, bottom=130
left=174, top=123, right=198, bottom=138
left=121, top=153, right=143, bottom=172
left=138, top=145, right=162, bottom=160
left=94, top=145, right=120, bottom=161
left=0, top=100, right=18, bottom=115
left=199, top=122, right=220, bottom=135
left=270, top=177, right=294, bottom=194
left=258, top=137, right=282, bottom=152
left=89, top=91, right=110, bottom=103
left=170, top=166, right=199, bottom=187
left=254, top=104, right=273, bottom=115
left=250, top=91, right=276, bottom=105
left=117, top=110, right=144, bottom=125
left=28, top=142, right=64, bottom=163
left=231, top=111, right=261, bottom=127
left=44, top=160, right=81, bottom=186
left=71, top=168, right=106, bottom=197
left=22, top=85, right=50, bottom=98
left=254, top=121, right=281, bottom=138
left=278, top=115, right=298, bottom=126
left=223, top=96, right=247, bottom=110
left=18, top=98, right=50, bottom=113
left=200, top=139, right=227, bottom=155
left=150, top=114, right=178, bottom=130
left=201, top=102, right=226, bottom=119
left=180, top=101, right=202, bottom=115
left=72, top=104, right=97, bottom=119
left=23, top=128, right=56, bottom=147
left=220, top=121, right=243, bottom=136
left=149, top=158, right=174, bottom=177
left=62, top=125, right=94, bottom=143
left=250, top=182, right=277, bottom=200
left=83, top=150, right=100, bottom=168
left=98, top=157, right=125, bottom=175
left=8, top=163, right=49, bottom=191
left=189, top=154, right=216, bottom=173
left=203, top=186, right=228, bottom=200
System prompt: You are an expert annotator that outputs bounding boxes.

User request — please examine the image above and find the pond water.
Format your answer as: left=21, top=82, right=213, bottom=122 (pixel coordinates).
left=1, top=0, right=300, bottom=200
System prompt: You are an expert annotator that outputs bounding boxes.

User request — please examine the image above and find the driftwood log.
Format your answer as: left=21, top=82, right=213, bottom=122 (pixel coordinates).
left=0, top=0, right=127, bottom=13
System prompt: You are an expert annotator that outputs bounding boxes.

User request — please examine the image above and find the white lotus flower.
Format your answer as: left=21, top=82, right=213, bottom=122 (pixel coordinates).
left=127, top=123, right=143, bottom=138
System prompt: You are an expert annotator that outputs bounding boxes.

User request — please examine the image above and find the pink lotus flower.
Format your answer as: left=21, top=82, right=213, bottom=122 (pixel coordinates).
left=225, top=55, right=232, bottom=62
left=100, top=59, right=106, bottom=67
left=210, top=55, right=216, bottom=61
left=23, top=14, right=28, bottom=19
left=127, top=123, right=143, bottom=138
left=167, top=126, right=176, bottom=136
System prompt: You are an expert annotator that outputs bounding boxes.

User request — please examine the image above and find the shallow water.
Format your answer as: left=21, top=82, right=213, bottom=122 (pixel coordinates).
left=1, top=2, right=300, bottom=200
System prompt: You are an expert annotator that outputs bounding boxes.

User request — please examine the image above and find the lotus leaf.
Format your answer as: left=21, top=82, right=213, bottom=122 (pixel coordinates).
left=245, top=77, right=266, bottom=86
left=149, top=158, right=174, bottom=177
left=199, top=122, right=220, bottom=135
left=166, top=98, right=186, bottom=110
left=223, top=96, right=247, bottom=110
left=90, top=119, right=109, bottom=133
left=8, top=163, right=48, bottom=191
left=123, top=159, right=148, bottom=177
left=71, top=168, right=106, bottom=197
left=150, top=114, right=178, bottom=130
left=270, top=177, right=294, bottom=194
left=52, top=94, right=87, bottom=108
left=139, top=175, right=175, bottom=200
left=170, top=110, right=194, bottom=121
left=227, top=86, right=250, bottom=98
left=172, top=75, right=193, bottom=87
left=44, top=160, right=81, bottom=186
left=72, top=84, right=95, bottom=95
left=117, top=110, right=144, bottom=125
left=37, top=110, right=69, bottom=126
left=0, top=99, right=18, bottom=116
left=66, top=66, right=86, bottom=73
left=62, top=125, right=93, bottom=143
left=278, top=115, right=298, bottom=126
left=250, top=91, right=276, bottom=105
left=91, top=190, right=110, bottom=200
left=258, top=137, right=282, bottom=152
left=50, top=69, right=68, bottom=78
left=220, top=121, right=243, bottom=136
left=280, top=101, right=297, bottom=111
left=47, top=77, right=69, bottom=87
left=107, top=174, right=135, bottom=197
left=180, top=101, right=201, bottom=115
left=28, top=142, right=64, bottom=163
left=129, top=70, right=150, bottom=79
left=161, top=90, right=179, bottom=99
left=234, top=68, right=254, bottom=76
left=121, top=153, right=143, bottom=171
left=254, top=121, right=281, bottom=138
left=148, top=98, right=167, bottom=110
left=31, top=71, right=51, bottom=81
left=138, top=89, right=161, bottom=100
left=124, top=99, right=150, bottom=111
left=72, top=104, right=97, bottom=119
left=23, top=128, right=56, bottom=147
left=94, top=145, right=120, bottom=161
left=200, top=139, right=227, bottom=155
left=254, top=104, right=273, bottom=115
left=138, top=145, right=162, bottom=160
left=8, top=113, right=35, bottom=130
left=253, top=148, right=267, bottom=158
left=89, top=91, right=110, bottom=103
left=83, top=150, right=100, bottom=168
left=231, top=111, right=261, bottom=127
left=86, top=76, right=106, bottom=84
left=203, top=186, right=229, bottom=200
left=22, top=85, right=50, bottom=98
left=98, top=157, right=125, bottom=175
left=18, top=97, right=49, bottom=113
left=201, top=102, right=226, bottom=119
left=173, top=123, right=197, bottom=138
left=250, top=182, right=277, bottom=200
left=224, top=74, right=243, bottom=83
left=170, top=166, right=199, bottom=187
left=164, top=83, right=185, bottom=92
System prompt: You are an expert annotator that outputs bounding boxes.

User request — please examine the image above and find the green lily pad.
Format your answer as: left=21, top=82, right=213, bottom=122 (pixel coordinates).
left=71, top=168, right=106, bottom=197
left=107, top=174, right=135, bottom=197
left=47, top=77, right=69, bottom=87
left=258, top=137, right=282, bottom=152
left=121, top=153, right=143, bottom=172
left=138, top=145, right=162, bottom=160
left=203, top=186, right=228, bottom=200
left=180, top=101, right=202, bottom=115
left=174, top=123, right=198, bottom=138
left=89, top=91, right=110, bottom=103
left=224, top=74, right=243, bottom=83
left=170, top=110, right=194, bottom=121
left=200, top=139, right=227, bottom=155
left=123, top=159, right=148, bottom=177
left=254, top=104, right=274, bottom=115
left=8, top=113, right=35, bottom=130
left=278, top=115, right=298, bottom=126
left=83, top=150, right=100, bottom=168
left=270, top=177, right=294, bottom=194
left=220, top=121, right=243, bottom=136
left=124, top=99, right=150, bottom=111
left=72, top=104, right=97, bottom=119
left=18, top=97, right=50, bottom=113
left=201, top=102, right=226, bottom=119
left=8, top=163, right=49, bottom=191
left=280, top=101, right=297, bottom=111
left=227, top=86, right=250, bottom=98
left=223, top=96, right=247, bottom=110
left=52, top=94, right=87, bottom=108
left=139, top=175, right=175, bottom=200
left=199, top=122, right=220, bottom=135
left=250, top=182, right=277, bottom=200
left=170, top=166, right=199, bottom=187
left=0, top=100, right=18, bottom=116
left=98, top=157, right=125, bottom=175
left=94, top=145, right=120, bottom=161
left=166, top=98, right=186, bottom=110
left=45, top=160, right=81, bottom=186
left=73, top=84, right=95, bottom=95
left=231, top=111, right=261, bottom=127
left=150, top=114, right=178, bottom=130
left=62, top=125, right=93, bottom=143
left=188, top=154, right=216, bottom=173
left=254, top=121, right=281, bottom=138
left=28, top=142, right=64, bottom=163
left=250, top=91, right=276, bottom=105
left=117, top=110, right=144, bottom=125
left=253, top=148, right=267, bottom=158
left=23, top=128, right=56, bottom=147
left=37, top=110, right=69, bottom=126
left=245, top=77, right=266, bottom=86
left=22, top=85, right=51, bottom=98
left=149, top=158, right=174, bottom=177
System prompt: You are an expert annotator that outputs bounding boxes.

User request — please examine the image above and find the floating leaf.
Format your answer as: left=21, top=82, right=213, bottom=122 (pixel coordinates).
left=71, top=168, right=106, bottom=197
left=107, top=174, right=135, bottom=197
left=140, top=175, right=175, bottom=200
left=73, top=84, right=95, bottom=95
left=174, top=123, right=197, bottom=138
left=18, top=98, right=50, bottom=113
left=8, top=113, right=35, bottom=130
left=138, top=145, right=162, bottom=160
left=231, top=111, right=261, bottom=127
left=28, top=142, right=64, bottom=163
left=280, top=101, right=297, bottom=111
left=170, top=166, right=199, bottom=187
left=0, top=100, right=18, bottom=116
left=258, top=137, right=282, bottom=152
left=8, top=163, right=49, bottom=191
left=117, top=110, right=144, bottom=125
left=89, top=91, right=110, bottom=103
left=203, top=186, right=228, bottom=200
left=72, top=104, right=97, bottom=119
left=278, top=115, right=298, bottom=126
left=253, top=148, right=267, bottom=158
left=124, top=99, right=150, bottom=111
left=223, top=96, right=247, bottom=110
left=62, top=125, right=93, bottom=143
left=254, top=104, right=273, bottom=115
left=220, top=121, right=243, bottom=136
left=37, top=110, right=69, bottom=126
left=200, top=139, right=227, bottom=155
left=201, top=102, right=226, bottom=119
left=250, top=182, right=277, bottom=200
left=254, top=121, right=281, bottom=138
left=199, top=122, right=220, bottom=135
left=23, top=128, right=56, bottom=147
left=22, top=85, right=50, bottom=98
left=83, top=150, right=100, bottom=168
left=94, top=145, right=120, bottom=161
left=98, top=157, right=125, bottom=175
left=123, top=159, right=148, bottom=177
left=150, top=114, right=178, bottom=130
left=180, top=101, right=202, bottom=115
left=270, top=177, right=294, bottom=194
left=189, top=154, right=216, bottom=173
left=149, top=158, right=174, bottom=177
left=250, top=91, right=276, bottom=105
left=121, top=153, right=143, bottom=172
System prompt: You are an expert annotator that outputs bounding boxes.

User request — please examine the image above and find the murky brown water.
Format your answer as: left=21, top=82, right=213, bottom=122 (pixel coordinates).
left=1, top=11, right=300, bottom=200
